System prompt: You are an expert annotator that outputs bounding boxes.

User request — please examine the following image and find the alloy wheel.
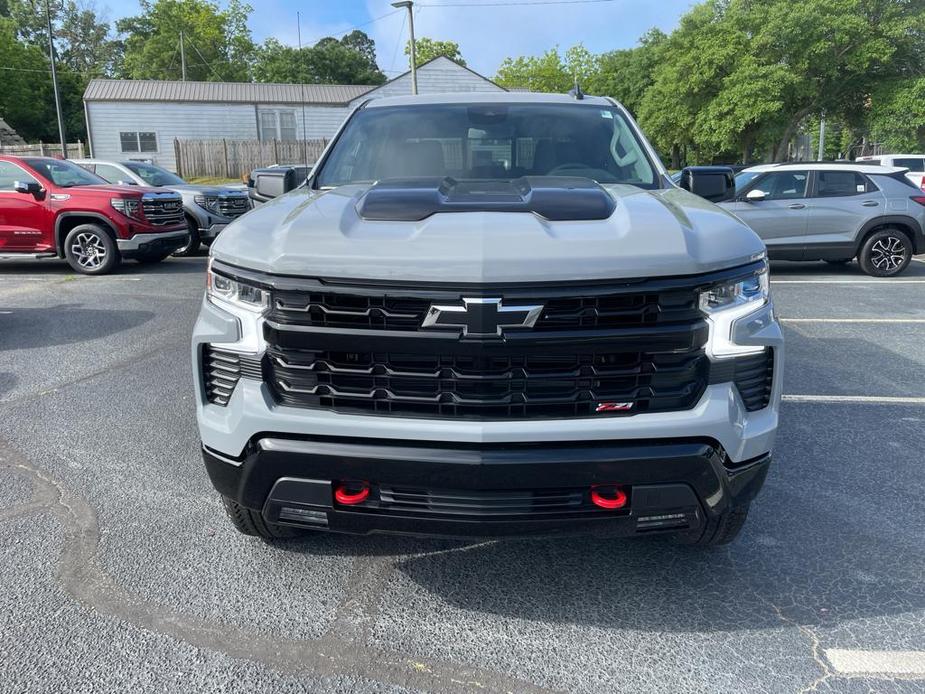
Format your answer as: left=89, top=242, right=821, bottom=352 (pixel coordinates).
left=70, top=232, right=108, bottom=270
left=869, top=235, right=907, bottom=272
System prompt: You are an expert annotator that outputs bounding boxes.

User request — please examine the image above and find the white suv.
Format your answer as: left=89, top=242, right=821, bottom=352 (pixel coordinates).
left=856, top=154, right=925, bottom=190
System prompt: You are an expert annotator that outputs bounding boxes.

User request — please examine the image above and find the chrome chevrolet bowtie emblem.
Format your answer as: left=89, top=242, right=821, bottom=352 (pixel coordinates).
left=422, top=298, right=543, bottom=337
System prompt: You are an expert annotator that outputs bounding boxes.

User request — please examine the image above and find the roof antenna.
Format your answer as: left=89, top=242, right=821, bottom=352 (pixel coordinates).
left=568, top=78, right=584, bottom=100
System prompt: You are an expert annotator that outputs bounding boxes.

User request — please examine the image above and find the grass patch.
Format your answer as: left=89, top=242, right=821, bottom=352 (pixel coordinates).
left=184, top=176, right=243, bottom=186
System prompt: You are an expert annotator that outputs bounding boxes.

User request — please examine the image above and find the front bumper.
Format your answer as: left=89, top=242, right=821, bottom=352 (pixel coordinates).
left=198, top=223, right=228, bottom=240
left=117, top=230, right=188, bottom=258
left=204, top=436, right=770, bottom=538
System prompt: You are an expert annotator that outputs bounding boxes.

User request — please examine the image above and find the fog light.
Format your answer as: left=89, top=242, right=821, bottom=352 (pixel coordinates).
left=590, top=484, right=628, bottom=510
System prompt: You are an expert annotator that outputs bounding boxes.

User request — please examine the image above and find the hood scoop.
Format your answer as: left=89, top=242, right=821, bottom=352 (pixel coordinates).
left=355, top=176, right=616, bottom=222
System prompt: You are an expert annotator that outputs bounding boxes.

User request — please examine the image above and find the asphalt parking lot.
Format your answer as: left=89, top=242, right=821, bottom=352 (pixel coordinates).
left=1, top=255, right=923, bottom=693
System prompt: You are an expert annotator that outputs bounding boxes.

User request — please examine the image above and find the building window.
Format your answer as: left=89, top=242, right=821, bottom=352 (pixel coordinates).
left=120, top=131, right=158, bottom=153
left=258, top=110, right=298, bottom=141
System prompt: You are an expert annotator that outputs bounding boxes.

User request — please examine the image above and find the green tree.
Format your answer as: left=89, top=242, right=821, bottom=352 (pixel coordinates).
left=405, top=37, right=465, bottom=67
left=869, top=77, right=925, bottom=152
left=592, top=29, right=666, bottom=115
left=495, top=44, right=598, bottom=93
left=117, top=0, right=255, bottom=81
left=254, top=31, right=386, bottom=85
left=0, top=16, right=55, bottom=142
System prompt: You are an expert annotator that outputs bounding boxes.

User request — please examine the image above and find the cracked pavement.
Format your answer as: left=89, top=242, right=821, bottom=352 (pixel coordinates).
left=0, top=257, right=923, bottom=693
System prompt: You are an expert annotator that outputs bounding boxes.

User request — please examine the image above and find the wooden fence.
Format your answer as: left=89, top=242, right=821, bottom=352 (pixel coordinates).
left=0, top=141, right=85, bottom=158
left=174, top=138, right=328, bottom=179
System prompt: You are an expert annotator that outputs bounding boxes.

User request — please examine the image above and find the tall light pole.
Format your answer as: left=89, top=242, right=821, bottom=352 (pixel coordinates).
left=817, top=111, right=826, bottom=161
left=391, top=1, right=417, bottom=95
left=45, top=0, right=68, bottom=158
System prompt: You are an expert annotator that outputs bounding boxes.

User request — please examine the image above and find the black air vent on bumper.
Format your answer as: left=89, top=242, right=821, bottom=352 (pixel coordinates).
left=202, top=346, right=262, bottom=406
left=709, top=349, right=774, bottom=412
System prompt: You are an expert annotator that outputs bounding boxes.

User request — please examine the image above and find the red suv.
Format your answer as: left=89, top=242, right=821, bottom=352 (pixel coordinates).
left=0, top=156, right=188, bottom=274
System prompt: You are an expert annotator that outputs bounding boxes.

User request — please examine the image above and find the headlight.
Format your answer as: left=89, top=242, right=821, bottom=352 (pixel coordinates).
left=195, top=194, right=219, bottom=213
left=111, top=197, right=142, bottom=220
left=700, top=261, right=769, bottom=358
left=207, top=260, right=268, bottom=312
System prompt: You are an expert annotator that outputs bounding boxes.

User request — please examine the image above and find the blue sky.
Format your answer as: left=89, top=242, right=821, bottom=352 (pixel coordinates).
left=102, top=0, right=694, bottom=78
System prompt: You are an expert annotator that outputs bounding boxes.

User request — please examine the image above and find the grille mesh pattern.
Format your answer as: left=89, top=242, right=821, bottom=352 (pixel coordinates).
left=142, top=198, right=185, bottom=226
left=266, top=347, right=709, bottom=419
left=217, top=197, right=250, bottom=218
left=376, top=486, right=596, bottom=517
left=269, top=288, right=700, bottom=332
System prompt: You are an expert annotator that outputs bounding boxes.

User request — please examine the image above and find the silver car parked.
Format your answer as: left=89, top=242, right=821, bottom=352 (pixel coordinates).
left=73, top=159, right=251, bottom=257
left=721, top=163, right=925, bottom=276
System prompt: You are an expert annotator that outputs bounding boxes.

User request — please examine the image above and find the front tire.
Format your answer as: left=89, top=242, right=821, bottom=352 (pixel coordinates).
left=858, top=229, right=912, bottom=277
left=673, top=503, right=749, bottom=547
left=172, top=216, right=200, bottom=257
left=221, top=495, right=305, bottom=541
left=63, top=224, right=119, bottom=275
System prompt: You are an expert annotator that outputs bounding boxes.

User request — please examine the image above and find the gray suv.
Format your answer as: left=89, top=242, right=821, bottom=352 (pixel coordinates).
left=193, top=92, right=783, bottom=547
left=724, top=163, right=925, bottom=276
left=74, top=159, right=251, bottom=256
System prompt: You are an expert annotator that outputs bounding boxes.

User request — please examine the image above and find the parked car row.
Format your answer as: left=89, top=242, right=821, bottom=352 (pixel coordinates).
left=0, top=155, right=253, bottom=274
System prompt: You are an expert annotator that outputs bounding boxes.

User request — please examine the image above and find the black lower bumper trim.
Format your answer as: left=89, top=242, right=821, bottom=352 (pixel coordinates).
left=203, top=436, right=770, bottom=539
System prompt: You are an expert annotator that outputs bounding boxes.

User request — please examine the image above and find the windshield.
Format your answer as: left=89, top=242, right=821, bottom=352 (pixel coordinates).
left=734, top=170, right=761, bottom=191
left=24, top=158, right=107, bottom=187
left=124, top=162, right=186, bottom=186
left=316, top=103, right=658, bottom=189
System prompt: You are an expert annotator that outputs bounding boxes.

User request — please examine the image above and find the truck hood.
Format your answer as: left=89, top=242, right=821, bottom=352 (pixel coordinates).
left=165, top=184, right=248, bottom=196
left=211, top=183, right=766, bottom=283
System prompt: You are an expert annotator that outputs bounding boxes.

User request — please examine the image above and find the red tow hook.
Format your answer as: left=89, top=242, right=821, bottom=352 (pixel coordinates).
left=334, top=482, right=370, bottom=505
left=590, top=484, right=628, bottom=510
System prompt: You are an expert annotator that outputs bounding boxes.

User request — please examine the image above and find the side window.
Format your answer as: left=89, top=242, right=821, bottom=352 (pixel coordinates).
left=0, top=161, right=38, bottom=191
left=93, top=163, right=126, bottom=183
left=750, top=171, right=808, bottom=200
left=893, top=158, right=925, bottom=172
left=816, top=171, right=871, bottom=197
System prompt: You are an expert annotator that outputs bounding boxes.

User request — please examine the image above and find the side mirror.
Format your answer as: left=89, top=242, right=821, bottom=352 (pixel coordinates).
left=249, top=165, right=311, bottom=203
left=745, top=189, right=767, bottom=202
left=14, top=180, right=42, bottom=196
left=677, top=166, right=735, bottom=203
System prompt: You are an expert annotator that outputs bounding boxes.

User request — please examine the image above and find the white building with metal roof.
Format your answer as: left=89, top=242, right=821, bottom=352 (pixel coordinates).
left=82, top=57, right=506, bottom=172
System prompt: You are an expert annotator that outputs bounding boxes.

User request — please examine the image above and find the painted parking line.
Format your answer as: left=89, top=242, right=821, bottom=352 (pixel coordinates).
left=783, top=394, right=925, bottom=404
left=825, top=649, right=925, bottom=677
left=772, top=279, right=925, bottom=284
left=782, top=318, right=925, bottom=323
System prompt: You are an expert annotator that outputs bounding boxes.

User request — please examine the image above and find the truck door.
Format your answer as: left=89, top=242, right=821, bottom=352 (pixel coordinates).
left=0, top=161, right=48, bottom=251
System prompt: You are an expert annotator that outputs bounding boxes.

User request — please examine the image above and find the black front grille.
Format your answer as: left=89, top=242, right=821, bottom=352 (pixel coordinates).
left=269, top=287, right=701, bottom=332
left=202, top=346, right=262, bottom=406
left=217, top=196, right=250, bottom=218
left=142, top=197, right=184, bottom=226
left=223, top=263, right=769, bottom=421
left=376, top=486, right=598, bottom=517
left=265, top=340, right=709, bottom=419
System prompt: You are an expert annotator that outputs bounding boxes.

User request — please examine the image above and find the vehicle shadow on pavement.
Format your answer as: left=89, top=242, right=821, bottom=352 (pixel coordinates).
left=0, top=372, right=16, bottom=399
left=0, top=257, right=207, bottom=277
left=0, top=305, right=154, bottom=349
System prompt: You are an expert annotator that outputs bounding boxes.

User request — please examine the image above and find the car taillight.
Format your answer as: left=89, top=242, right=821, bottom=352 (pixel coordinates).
left=911, top=196, right=925, bottom=207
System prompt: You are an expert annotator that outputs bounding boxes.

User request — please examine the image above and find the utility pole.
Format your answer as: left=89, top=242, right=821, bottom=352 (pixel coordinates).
left=180, top=31, right=187, bottom=80
left=45, top=0, right=68, bottom=158
left=817, top=111, right=826, bottom=161
left=392, top=1, right=417, bottom=95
